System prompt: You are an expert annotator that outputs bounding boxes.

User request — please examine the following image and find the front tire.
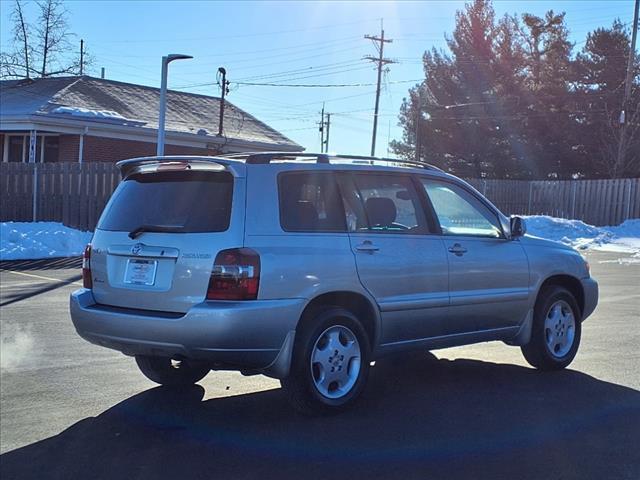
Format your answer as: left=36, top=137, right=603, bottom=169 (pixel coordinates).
left=521, top=286, right=582, bottom=370
left=135, top=355, right=210, bottom=387
left=281, top=307, right=371, bottom=415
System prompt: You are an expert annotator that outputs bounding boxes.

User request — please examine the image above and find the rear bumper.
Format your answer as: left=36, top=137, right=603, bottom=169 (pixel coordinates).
left=581, top=277, right=599, bottom=321
left=70, top=289, right=304, bottom=378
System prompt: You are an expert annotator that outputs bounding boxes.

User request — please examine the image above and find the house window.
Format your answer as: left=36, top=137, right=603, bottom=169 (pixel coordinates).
left=7, top=136, right=24, bottom=162
left=42, top=137, right=59, bottom=162
left=4, top=135, right=59, bottom=163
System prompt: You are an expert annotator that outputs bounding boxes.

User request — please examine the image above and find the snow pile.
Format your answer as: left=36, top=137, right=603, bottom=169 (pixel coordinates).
left=51, top=106, right=126, bottom=121
left=1, top=216, right=638, bottom=261
left=524, top=216, right=640, bottom=253
left=0, top=222, right=92, bottom=261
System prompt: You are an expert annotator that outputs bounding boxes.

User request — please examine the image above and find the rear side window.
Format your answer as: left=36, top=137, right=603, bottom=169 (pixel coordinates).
left=278, top=173, right=347, bottom=232
left=98, top=170, right=233, bottom=232
left=350, top=174, right=430, bottom=234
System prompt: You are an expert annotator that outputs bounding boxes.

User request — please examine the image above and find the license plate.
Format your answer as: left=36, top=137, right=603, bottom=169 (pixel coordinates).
left=124, top=259, right=158, bottom=286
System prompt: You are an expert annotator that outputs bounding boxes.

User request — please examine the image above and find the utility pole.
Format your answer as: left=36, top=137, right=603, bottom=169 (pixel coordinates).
left=616, top=0, right=639, bottom=175
left=318, top=104, right=325, bottom=151
left=79, top=39, right=84, bottom=75
left=364, top=22, right=395, bottom=156
left=415, top=86, right=425, bottom=162
left=323, top=113, right=331, bottom=153
left=218, top=67, right=230, bottom=136
left=624, top=0, right=639, bottom=107
left=387, top=119, right=391, bottom=156
left=415, top=105, right=421, bottom=162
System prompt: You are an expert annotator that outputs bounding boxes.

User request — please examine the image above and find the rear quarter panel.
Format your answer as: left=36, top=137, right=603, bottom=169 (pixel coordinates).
left=244, top=165, right=370, bottom=301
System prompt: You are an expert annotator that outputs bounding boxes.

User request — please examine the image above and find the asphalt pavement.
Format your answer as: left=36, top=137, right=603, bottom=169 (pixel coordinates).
left=0, top=251, right=638, bottom=479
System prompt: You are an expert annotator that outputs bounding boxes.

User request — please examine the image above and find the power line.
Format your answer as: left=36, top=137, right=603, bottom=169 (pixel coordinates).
left=235, top=66, right=372, bottom=84
left=235, top=60, right=364, bottom=82
left=175, top=78, right=421, bottom=89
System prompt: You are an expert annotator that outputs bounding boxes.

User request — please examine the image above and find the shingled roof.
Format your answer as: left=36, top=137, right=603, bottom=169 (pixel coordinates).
left=0, top=76, right=302, bottom=151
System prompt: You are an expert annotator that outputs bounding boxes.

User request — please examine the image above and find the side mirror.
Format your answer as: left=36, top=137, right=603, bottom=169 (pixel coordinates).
left=510, top=216, right=526, bottom=238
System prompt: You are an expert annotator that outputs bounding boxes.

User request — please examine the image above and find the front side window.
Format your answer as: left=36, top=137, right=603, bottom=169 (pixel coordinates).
left=279, top=172, right=347, bottom=232
left=422, top=179, right=502, bottom=238
left=349, top=174, right=429, bottom=234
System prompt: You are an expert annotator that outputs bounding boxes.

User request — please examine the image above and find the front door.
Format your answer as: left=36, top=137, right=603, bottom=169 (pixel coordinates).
left=420, top=178, right=530, bottom=335
left=339, top=173, right=449, bottom=345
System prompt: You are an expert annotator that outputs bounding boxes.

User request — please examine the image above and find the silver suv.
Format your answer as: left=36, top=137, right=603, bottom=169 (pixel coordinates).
left=70, top=153, right=598, bottom=414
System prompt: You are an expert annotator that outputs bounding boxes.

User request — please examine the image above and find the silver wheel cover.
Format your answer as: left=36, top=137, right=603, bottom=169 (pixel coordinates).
left=544, top=300, right=576, bottom=358
left=310, top=325, right=361, bottom=399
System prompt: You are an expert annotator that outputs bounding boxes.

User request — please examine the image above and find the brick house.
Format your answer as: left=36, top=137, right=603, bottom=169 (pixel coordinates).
left=0, top=76, right=303, bottom=163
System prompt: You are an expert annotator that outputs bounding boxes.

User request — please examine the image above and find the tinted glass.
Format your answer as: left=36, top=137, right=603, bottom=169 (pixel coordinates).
left=422, top=179, right=502, bottom=237
left=279, top=173, right=346, bottom=232
left=352, top=174, right=427, bottom=233
left=98, top=171, right=233, bottom=232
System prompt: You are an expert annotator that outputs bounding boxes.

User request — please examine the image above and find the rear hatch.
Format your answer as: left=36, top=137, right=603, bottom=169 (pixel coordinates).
left=90, top=161, right=245, bottom=313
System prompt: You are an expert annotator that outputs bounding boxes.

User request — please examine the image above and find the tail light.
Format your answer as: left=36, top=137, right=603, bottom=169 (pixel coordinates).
left=207, top=248, right=260, bottom=300
left=82, top=244, right=92, bottom=289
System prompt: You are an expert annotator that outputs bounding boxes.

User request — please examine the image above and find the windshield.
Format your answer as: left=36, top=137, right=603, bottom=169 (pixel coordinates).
left=98, top=170, right=233, bottom=233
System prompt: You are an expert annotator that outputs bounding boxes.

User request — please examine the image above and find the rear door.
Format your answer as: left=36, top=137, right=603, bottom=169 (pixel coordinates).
left=420, top=178, right=530, bottom=334
left=90, top=165, right=244, bottom=313
left=341, top=173, right=449, bottom=345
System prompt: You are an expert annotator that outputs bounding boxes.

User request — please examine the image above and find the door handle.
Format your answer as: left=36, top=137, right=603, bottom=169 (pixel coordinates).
left=355, top=241, right=380, bottom=253
left=448, top=243, right=467, bottom=256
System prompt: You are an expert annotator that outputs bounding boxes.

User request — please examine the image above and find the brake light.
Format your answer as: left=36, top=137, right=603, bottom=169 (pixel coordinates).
left=82, top=244, right=92, bottom=289
left=207, top=248, right=260, bottom=300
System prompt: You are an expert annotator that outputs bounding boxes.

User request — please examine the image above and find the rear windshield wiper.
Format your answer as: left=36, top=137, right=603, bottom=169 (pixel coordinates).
left=128, top=224, right=185, bottom=239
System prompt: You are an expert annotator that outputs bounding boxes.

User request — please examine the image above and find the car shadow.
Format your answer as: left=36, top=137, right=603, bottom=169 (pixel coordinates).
left=0, top=257, right=82, bottom=271
left=0, top=275, right=82, bottom=307
left=1, top=353, right=639, bottom=480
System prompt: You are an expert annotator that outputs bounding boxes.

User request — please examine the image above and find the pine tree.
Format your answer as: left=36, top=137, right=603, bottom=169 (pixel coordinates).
left=574, top=21, right=640, bottom=177
left=391, top=0, right=635, bottom=179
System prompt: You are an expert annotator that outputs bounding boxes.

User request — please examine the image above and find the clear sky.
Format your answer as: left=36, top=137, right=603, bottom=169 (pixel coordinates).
left=0, top=0, right=635, bottom=155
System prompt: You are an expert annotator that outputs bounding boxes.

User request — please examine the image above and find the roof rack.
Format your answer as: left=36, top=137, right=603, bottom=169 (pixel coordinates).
left=219, top=152, right=443, bottom=171
left=222, top=152, right=330, bottom=164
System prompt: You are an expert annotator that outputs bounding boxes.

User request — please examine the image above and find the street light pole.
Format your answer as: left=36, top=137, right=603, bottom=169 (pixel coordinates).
left=157, top=53, right=193, bottom=156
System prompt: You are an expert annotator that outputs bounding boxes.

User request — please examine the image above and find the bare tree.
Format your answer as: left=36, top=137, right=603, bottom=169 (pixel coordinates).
left=0, top=0, right=34, bottom=78
left=0, top=0, right=86, bottom=79
left=14, top=0, right=32, bottom=77
left=36, top=0, right=75, bottom=76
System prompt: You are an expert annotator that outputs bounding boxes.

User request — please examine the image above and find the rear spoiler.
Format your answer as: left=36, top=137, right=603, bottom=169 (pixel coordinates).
left=116, top=156, right=244, bottom=179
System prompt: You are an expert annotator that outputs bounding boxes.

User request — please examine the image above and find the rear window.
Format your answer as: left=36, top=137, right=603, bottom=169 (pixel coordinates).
left=278, top=172, right=347, bottom=232
left=98, top=170, right=233, bottom=233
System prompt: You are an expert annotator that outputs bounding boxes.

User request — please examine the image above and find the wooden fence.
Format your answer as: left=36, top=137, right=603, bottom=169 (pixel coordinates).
left=1, top=162, right=639, bottom=230
left=466, top=178, right=640, bottom=226
left=1, top=162, right=120, bottom=231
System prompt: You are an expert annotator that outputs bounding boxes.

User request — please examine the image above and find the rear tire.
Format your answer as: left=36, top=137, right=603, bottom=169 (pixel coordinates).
left=521, top=286, right=582, bottom=371
left=135, top=355, right=210, bottom=387
left=281, top=306, right=371, bottom=416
